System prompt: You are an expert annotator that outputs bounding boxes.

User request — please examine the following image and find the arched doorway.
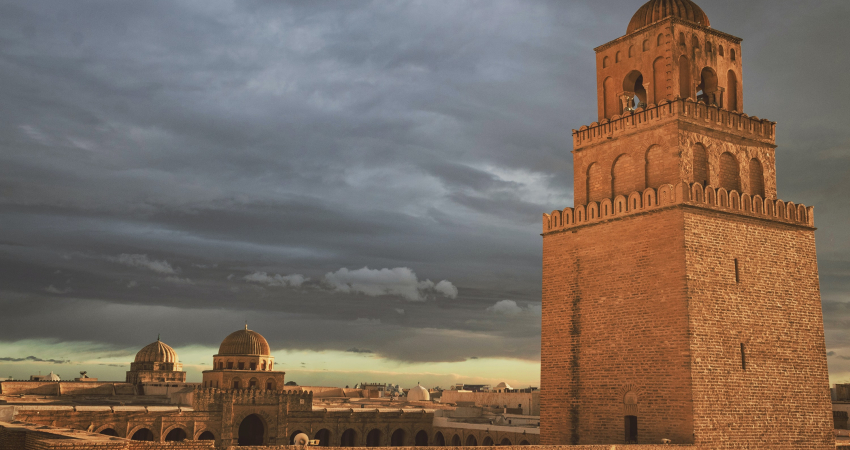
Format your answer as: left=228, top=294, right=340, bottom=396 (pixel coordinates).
left=391, top=429, right=406, bottom=446
left=165, top=428, right=187, bottom=442
left=315, top=429, right=331, bottom=447
left=451, top=434, right=461, bottom=446
left=198, top=431, right=215, bottom=441
left=465, top=435, right=478, bottom=446
left=500, top=438, right=512, bottom=446
left=131, top=429, right=154, bottom=441
left=290, top=430, right=305, bottom=445
left=340, top=429, right=356, bottom=447
left=238, top=414, right=264, bottom=446
left=99, top=429, right=118, bottom=437
left=433, top=432, right=445, bottom=446
left=519, top=440, right=530, bottom=445
left=625, top=415, right=638, bottom=443
left=366, top=429, right=381, bottom=446
left=415, top=430, right=428, bottom=446
left=482, top=436, right=494, bottom=446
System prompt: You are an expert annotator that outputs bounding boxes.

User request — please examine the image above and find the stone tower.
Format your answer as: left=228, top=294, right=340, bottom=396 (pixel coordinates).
left=539, top=0, right=832, bottom=448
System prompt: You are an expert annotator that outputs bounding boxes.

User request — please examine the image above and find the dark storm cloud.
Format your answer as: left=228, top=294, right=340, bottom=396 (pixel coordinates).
left=0, top=0, right=848, bottom=373
left=0, top=356, right=70, bottom=364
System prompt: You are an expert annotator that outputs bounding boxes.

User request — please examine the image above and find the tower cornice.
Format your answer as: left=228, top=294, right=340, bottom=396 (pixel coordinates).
left=594, top=16, right=742, bottom=54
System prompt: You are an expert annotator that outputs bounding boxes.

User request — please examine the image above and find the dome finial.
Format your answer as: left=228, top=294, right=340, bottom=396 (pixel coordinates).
left=157, top=333, right=160, bottom=341
left=245, top=321, right=248, bottom=330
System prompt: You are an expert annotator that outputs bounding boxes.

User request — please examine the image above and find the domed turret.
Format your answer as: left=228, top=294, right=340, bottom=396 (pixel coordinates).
left=627, top=0, right=710, bottom=34
left=126, top=336, right=186, bottom=384
left=134, top=337, right=178, bottom=363
left=218, top=325, right=271, bottom=356
left=407, top=383, right=430, bottom=402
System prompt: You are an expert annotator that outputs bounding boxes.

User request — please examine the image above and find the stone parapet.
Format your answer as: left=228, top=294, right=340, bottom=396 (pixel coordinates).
left=573, top=98, right=776, bottom=150
left=543, top=182, right=813, bottom=234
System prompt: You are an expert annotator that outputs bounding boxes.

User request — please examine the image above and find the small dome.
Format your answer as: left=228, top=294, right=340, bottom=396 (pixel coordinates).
left=627, top=0, right=710, bottom=35
left=495, top=381, right=512, bottom=390
left=135, top=338, right=178, bottom=363
left=407, top=384, right=430, bottom=402
left=46, top=371, right=60, bottom=381
left=218, top=326, right=271, bottom=356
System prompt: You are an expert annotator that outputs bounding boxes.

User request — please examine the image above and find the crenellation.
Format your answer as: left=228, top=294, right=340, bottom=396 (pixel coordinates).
left=543, top=182, right=813, bottom=234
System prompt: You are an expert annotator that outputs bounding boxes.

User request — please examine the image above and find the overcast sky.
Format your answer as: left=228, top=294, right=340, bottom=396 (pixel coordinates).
left=0, top=0, right=848, bottom=388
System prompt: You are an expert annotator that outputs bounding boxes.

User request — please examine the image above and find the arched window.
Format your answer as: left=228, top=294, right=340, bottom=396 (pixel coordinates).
left=679, top=56, right=691, bottom=99
left=692, top=35, right=700, bottom=50
left=719, top=45, right=725, bottom=57
left=749, top=159, right=765, bottom=197
left=603, top=56, right=610, bottom=68
left=731, top=48, right=737, bottom=61
left=198, top=431, right=215, bottom=441
left=706, top=41, right=713, bottom=53
left=642, top=39, right=649, bottom=51
left=657, top=33, right=664, bottom=46
left=500, top=438, right=512, bottom=446
left=615, top=51, right=621, bottom=63
left=628, top=45, right=634, bottom=57
left=165, top=429, right=187, bottom=442
left=679, top=32, right=686, bottom=48
left=451, top=435, right=461, bottom=446
left=693, top=143, right=709, bottom=186
left=465, top=435, right=478, bottom=446
left=697, top=67, right=719, bottom=105
left=727, top=70, right=739, bottom=111
left=623, top=70, right=647, bottom=109
left=719, top=152, right=741, bottom=192
left=131, top=429, right=154, bottom=442
left=100, top=429, right=118, bottom=437
left=482, top=437, right=494, bottom=446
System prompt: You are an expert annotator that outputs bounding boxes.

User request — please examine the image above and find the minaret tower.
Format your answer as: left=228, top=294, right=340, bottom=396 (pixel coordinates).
left=540, top=0, right=832, bottom=448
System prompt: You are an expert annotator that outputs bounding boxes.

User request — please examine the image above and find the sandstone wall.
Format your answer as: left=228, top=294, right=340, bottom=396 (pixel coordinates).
left=541, top=207, right=694, bottom=445
left=683, top=208, right=833, bottom=449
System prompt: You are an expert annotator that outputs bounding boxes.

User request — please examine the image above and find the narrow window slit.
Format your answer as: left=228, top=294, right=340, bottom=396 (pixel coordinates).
left=734, top=258, right=740, bottom=283
left=741, top=343, right=747, bottom=370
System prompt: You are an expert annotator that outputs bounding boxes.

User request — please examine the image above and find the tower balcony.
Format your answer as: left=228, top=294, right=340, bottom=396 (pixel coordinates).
left=573, top=97, right=776, bottom=151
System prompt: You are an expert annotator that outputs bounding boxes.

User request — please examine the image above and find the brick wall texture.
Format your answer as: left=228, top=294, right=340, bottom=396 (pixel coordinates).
left=540, top=206, right=833, bottom=448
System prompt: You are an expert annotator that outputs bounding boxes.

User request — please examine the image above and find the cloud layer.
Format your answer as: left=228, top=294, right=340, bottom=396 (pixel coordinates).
left=0, top=0, right=847, bottom=384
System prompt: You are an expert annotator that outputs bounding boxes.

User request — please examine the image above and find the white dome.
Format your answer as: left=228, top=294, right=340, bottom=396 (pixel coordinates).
left=407, top=384, right=430, bottom=402
left=495, top=382, right=512, bottom=390
left=46, top=371, right=60, bottom=381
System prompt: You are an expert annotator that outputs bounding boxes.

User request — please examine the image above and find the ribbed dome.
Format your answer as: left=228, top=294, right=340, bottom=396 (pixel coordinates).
left=218, top=326, right=271, bottom=356
left=407, top=384, right=430, bottom=402
left=135, top=339, right=178, bottom=363
left=627, top=0, right=710, bottom=34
